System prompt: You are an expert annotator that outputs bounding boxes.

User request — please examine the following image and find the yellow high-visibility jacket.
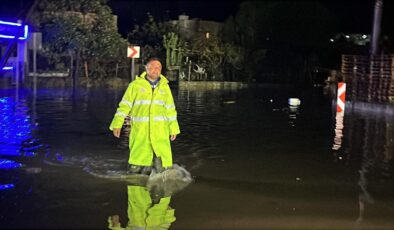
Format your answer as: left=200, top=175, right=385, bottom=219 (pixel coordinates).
left=109, top=72, right=180, bottom=167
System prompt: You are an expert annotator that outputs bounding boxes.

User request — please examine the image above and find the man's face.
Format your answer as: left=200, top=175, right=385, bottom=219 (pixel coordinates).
left=146, top=60, right=162, bottom=80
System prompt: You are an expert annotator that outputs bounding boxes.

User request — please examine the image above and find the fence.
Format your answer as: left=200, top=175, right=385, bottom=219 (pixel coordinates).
left=341, top=54, right=394, bottom=103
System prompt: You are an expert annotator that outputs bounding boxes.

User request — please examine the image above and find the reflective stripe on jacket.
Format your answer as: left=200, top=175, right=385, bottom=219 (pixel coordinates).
left=109, top=72, right=180, bottom=167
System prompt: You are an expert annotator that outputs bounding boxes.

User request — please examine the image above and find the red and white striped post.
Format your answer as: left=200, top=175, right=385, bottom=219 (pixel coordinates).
left=332, top=82, right=346, bottom=152
left=336, top=82, right=346, bottom=113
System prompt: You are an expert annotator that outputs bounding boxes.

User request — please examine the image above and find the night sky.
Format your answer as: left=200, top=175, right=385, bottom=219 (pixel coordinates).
left=107, top=0, right=242, bottom=35
left=108, top=0, right=394, bottom=35
left=323, top=0, right=394, bottom=34
left=1, top=0, right=394, bottom=36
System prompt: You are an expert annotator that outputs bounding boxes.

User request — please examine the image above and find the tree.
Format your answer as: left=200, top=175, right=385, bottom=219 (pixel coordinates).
left=163, top=32, right=187, bottom=69
left=31, top=0, right=128, bottom=80
left=189, top=35, right=225, bottom=80
left=127, top=13, right=178, bottom=65
left=222, top=2, right=269, bottom=82
left=223, top=43, right=245, bottom=81
left=223, top=1, right=337, bottom=84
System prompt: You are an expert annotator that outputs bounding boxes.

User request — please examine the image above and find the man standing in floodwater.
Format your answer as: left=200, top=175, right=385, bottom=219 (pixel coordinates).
left=109, top=58, right=180, bottom=174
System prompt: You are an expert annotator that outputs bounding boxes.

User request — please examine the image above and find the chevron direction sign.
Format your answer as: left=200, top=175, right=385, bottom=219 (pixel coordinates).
left=127, top=46, right=140, bottom=58
left=336, top=82, right=346, bottom=113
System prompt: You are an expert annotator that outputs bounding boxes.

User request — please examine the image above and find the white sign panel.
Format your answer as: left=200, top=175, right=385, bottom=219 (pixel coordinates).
left=127, top=46, right=140, bottom=58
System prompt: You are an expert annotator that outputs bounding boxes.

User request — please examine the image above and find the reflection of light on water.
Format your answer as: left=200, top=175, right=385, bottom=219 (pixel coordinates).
left=287, top=106, right=299, bottom=127
left=356, top=118, right=378, bottom=222
left=287, top=98, right=301, bottom=127
left=288, top=108, right=297, bottom=126
left=357, top=118, right=394, bottom=222
left=332, top=111, right=344, bottom=151
left=0, top=97, right=39, bottom=156
left=0, top=159, right=23, bottom=169
left=0, top=184, right=15, bottom=190
left=330, top=102, right=394, bottom=223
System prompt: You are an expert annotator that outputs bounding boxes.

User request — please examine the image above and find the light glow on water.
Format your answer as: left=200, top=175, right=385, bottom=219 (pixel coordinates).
left=0, top=159, right=23, bottom=169
left=0, top=97, right=38, bottom=156
left=0, top=184, right=15, bottom=190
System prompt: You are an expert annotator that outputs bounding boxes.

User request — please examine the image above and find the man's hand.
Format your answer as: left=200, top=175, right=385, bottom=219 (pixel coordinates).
left=113, top=128, right=121, bottom=138
left=170, top=134, right=177, bottom=141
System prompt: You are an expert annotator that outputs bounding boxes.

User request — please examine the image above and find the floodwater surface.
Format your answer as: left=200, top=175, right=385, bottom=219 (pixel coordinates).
left=0, top=85, right=393, bottom=229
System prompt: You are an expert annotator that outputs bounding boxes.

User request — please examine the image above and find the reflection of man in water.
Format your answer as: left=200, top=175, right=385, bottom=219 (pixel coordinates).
left=109, top=58, right=180, bottom=174
left=108, top=185, right=176, bottom=230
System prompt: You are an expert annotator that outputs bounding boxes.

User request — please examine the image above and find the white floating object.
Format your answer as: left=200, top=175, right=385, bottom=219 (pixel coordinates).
left=288, top=98, right=301, bottom=106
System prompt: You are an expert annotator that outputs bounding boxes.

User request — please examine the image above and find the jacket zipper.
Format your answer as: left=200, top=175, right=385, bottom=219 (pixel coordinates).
left=149, top=84, right=156, bottom=156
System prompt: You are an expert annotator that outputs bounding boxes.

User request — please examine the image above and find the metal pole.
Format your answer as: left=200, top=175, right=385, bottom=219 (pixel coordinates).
left=131, top=58, right=135, bottom=82
left=371, top=0, right=383, bottom=55
left=16, top=39, right=27, bottom=87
